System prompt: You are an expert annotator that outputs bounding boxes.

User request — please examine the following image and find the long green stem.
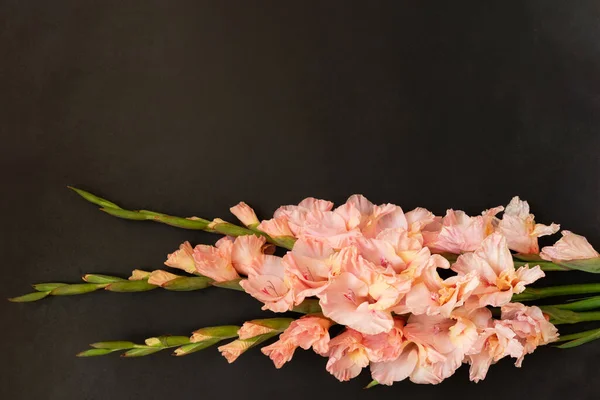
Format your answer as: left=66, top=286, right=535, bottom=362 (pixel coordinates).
left=512, top=283, right=600, bottom=302
left=555, top=328, right=600, bottom=348
left=539, top=306, right=600, bottom=325
left=68, top=187, right=295, bottom=250
left=544, top=296, right=600, bottom=312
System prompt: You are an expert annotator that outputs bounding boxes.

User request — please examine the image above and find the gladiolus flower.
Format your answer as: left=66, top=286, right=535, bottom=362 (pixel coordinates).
left=192, top=237, right=240, bottom=282
left=147, top=270, right=180, bottom=286
left=230, top=202, right=259, bottom=227
left=164, top=241, right=197, bottom=274
left=325, top=329, right=370, bottom=381
left=239, top=255, right=295, bottom=312
left=497, top=196, right=559, bottom=254
left=540, top=230, right=600, bottom=262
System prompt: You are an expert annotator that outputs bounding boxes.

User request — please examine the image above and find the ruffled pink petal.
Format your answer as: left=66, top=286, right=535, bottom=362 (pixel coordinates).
left=325, top=329, right=370, bottom=382
left=261, top=340, right=297, bottom=368
left=370, top=344, right=419, bottom=385
left=475, top=233, right=514, bottom=276
left=362, top=204, right=408, bottom=238
left=147, top=270, right=179, bottom=286
left=192, top=243, right=239, bottom=282
left=164, top=241, right=197, bottom=274
left=239, top=255, right=294, bottom=312
left=231, top=235, right=266, bottom=276
left=405, top=207, right=436, bottom=233
left=229, top=202, right=259, bottom=226
left=257, top=218, right=294, bottom=238
left=540, top=230, right=600, bottom=262
left=298, top=197, right=334, bottom=212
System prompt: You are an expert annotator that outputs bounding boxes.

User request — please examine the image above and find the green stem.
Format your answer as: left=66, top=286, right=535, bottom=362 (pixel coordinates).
left=544, top=296, right=600, bottom=312
left=555, top=328, right=600, bottom=348
left=540, top=307, right=600, bottom=325
left=513, top=260, right=568, bottom=272
left=69, top=187, right=295, bottom=249
left=512, top=283, right=600, bottom=302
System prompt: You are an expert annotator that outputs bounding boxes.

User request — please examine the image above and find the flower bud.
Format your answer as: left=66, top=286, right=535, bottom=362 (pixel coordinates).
left=230, top=202, right=259, bottom=227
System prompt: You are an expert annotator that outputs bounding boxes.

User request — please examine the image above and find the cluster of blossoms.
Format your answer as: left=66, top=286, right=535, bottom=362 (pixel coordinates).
left=160, top=195, right=600, bottom=384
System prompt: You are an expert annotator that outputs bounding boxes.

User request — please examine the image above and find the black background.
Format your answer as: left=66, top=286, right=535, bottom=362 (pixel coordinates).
left=2, top=1, right=600, bottom=399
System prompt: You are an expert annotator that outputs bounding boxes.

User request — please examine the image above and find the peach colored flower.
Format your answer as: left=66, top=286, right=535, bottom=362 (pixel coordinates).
left=360, top=203, right=408, bottom=239
left=500, top=303, right=559, bottom=366
left=192, top=237, right=240, bottom=282
left=164, top=241, right=197, bottom=274
left=405, top=207, right=436, bottom=234
left=452, top=233, right=544, bottom=308
left=129, top=269, right=151, bottom=280
left=261, top=316, right=332, bottom=368
left=497, top=196, right=559, bottom=254
left=540, top=230, right=600, bottom=262
left=283, top=237, right=336, bottom=303
left=230, top=235, right=267, bottom=276
left=238, top=321, right=279, bottom=340
left=356, top=228, right=425, bottom=273
left=362, top=318, right=406, bottom=363
left=427, top=206, right=504, bottom=254
left=466, top=321, right=524, bottom=382
left=230, top=202, right=259, bottom=227
left=325, top=329, right=370, bottom=381
left=300, top=210, right=362, bottom=248
left=218, top=339, right=255, bottom=363
left=370, top=341, right=445, bottom=385
left=147, top=270, right=179, bottom=286
left=258, top=197, right=334, bottom=238
left=257, top=218, right=295, bottom=238
left=239, top=255, right=295, bottom=312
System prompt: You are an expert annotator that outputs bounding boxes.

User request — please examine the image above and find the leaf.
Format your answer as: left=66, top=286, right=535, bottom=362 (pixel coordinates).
left=77, top=348, right=119, bottom=357
left=540, top=307, right=582, bottom=324
left=51, top=283, right=104, bottom=296
left=100, top=208, right=149, bottom=221
left=83, top=274, right=126, bottom=284
left=211, top=279, right=243, bottom=291
left=557, top=258, right=600, bottom=274
left=162, top=277, right=213, bottom=291
left=122, top=347, right=163, bottom=357
left=105, top=280, right=157, bottom=292
left=8, top=291, right=51, bottom=302
left=90, top=341, right=136, bottom=350
left=68, top=186, right=121, bottom=209
left=173, top=339, right=221, bottom=356
left=557, top=329, right=600, bottom=348
left=32, top=283, right=67, bottom=292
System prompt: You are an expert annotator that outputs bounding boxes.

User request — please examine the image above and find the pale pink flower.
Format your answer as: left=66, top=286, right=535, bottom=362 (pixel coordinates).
left=427, top=206, right=504, bottom=254
left=192, top=237, right=240, bottom=282
left=261, top=316, right=332, bottom=368
left=405, top=207, right=436, bottom=234
left=237, top=320, right=279, bottom=340
left=164, top=241, right=197, bottom=274
left=283, top=237, right=336, bottom=303
left=258, top=197, right=334, bottom=238
left=129, top=269, right=151, bottom=280
left=147, top=270, right=179, bottom=286
left=360, top=203, right=408, bottom=239
left=325, top=329, right=370, bottom=382
left=466, top=321, right=524, bottom=382
left=218, top=339, right=255, bottom=363
left=239, top=255, right=295, bottom=312
left=257, top=218, right=295, bottom=238
left=370, top=341, right=445, bottom=385
left=356, top=228, right=425, bottom=273
left=301, top=210, right=362, bottom=248
left=362, top=318, right=406, bottom=363
left=540, top=230, right=600, bottom=262
left=230, top=235, right=267, bottom=276
left=452, top=233, right=544, bottom=308
left=497, top=196, right=559, bottom=254
left=230, top=202, right=259, bottom=227
left=501, top=303, right=559, bottom=366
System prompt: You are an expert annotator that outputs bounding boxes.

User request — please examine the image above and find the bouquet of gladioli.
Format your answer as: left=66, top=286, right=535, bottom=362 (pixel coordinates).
left=10, top=187, right=600, bottom=386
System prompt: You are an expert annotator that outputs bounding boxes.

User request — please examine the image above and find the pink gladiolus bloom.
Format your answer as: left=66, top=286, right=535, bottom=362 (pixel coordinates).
left=261, top=316, right=332, bottom=368
left=325, top=329, right=370, bottom=382
left=362, top=318, right=406, bottom=363
left=427, top=207, right=504, bottom=254
left=164, top=241, right=197, bottom=274
left=497, top=196, right=559, bottom=254
left=466, top=321, right=524, bottom=382
left=237, top=321, right=278, bottom=340
left=239, top=255, right=295, bottom=312
left=452, top=233, right=545, bottom=308
left=258, top=197, right=334, bottom=238
left=500, top=303, right=559, bottom=366
left=540, top=230, right=600, bottom=262
left=230, top=235, right=267, bottom=276
left=218, top=339, right=255, bottom=363
left=230, top=201, right=259, bottom=227
left=147, top=270, right=179, bottom=286
left=192, top=237, right=240, bottom=282
left=283, top=237, right=336, bottom=303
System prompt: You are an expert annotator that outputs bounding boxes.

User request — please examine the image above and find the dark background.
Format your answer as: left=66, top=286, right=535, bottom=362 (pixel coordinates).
left=1, top=1, right=599, bottom=399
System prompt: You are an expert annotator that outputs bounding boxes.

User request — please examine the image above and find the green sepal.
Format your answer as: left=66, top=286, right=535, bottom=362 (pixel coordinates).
left=68, top=186, right=121, bottom=209
left=211, top=279, right=243, bottom=291
left=77, top=348, right=119, bottom=357
left=173, top=339, right=221, bottom=356
left=192, top=325, right=240, bottom=340
left=162, top=277, right=213, bottom=291
left=90, top=341, right=136, bottom=350
left=50, top=283, right=104, bottom=296
left=83, top=274, right=127, bottom=284
left=247, top=318, right=294, bottom=331
left=364, top=380, right=379, bottom=389
left=146, top=336, right=190, bottom=347
left=100, top=208, right=149, bottom=220
left=122, top=347, right=163, bottom=357
left=293, top=298, right=322, bottom=314
left=557, top=258, right=600, bottom=274
left=105, top=280, right=157, bottom=292
left=32, top=283, right=67, bottom=292
left=8, top=291, right=51, bottom=302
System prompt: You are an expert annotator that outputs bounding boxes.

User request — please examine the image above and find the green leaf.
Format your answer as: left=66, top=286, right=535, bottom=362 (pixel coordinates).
left=8, top=291, right=51, bottom=302
left=68, top=186, right=122, bottom=209
left=100, top=208, right=149, bottom=221
left=90, top=341, right=136, bottom=350
left=51, top=283, right=104, bottom=296
left=364, top=380, right=379, bottom=389
left=557, top=258, right=600, bottom=274
left=557, top=328, right=600, bottom=348
left=145, top=336, right=190, bottom=347
left=163, top=277, right=213, bottom=291
left=77, top=348, right=119, bottom=357
left=540, top=307, right=582, bottom=324
left=83, top=274, right=127, bottom=284
left=122, top=347, right=163, bottom=357
left=173, top=339, right=221, bottom=356
left=293, top=298, right=322, bottom=314
left=32, top=283, right=67, bottom=292
left=105, top=280, right=157, bottom=292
